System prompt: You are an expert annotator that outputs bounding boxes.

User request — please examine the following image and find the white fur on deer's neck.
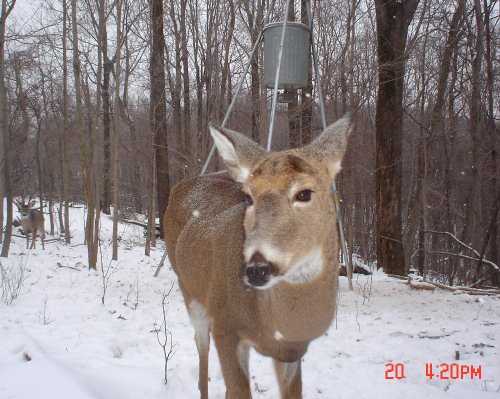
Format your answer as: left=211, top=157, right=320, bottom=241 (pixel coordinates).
left=284, top=248, right=324, bottom=284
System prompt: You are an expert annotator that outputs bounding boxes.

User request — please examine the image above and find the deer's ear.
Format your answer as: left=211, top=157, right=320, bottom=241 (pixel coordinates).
left=302, top=114, right=352, bottom=180
left=209, top=125, right=266, bottom=183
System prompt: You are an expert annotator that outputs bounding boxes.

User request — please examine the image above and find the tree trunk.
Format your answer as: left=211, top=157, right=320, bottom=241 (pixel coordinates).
left=72, top=0, right=98, bottom=269
left=101, top=54, right=112, bottom=215
left=180, top=0, right=192, bottom=171
left=35, top=118, right=44, bottom=228
left=0, top=0, right=15, bottom=257
left=150, top=0, right=170, bottom=238
left=463, top=0, right=484, bottom=263
left=219, top=0, right=234, bottom=126
left=374, top=0, right=419, bottom=275
left=167, top=0, right=183, bottom=182
left=246, top=0, right=263, bottom=142
left=482, top=0, right=498, bottom=284
left=99, top=0, right=112, bottom=216
left=300, top=0, right=313, bottom=144
left=145, top=123, right=157, bottom=256
left=61, top=0, right=71, bottom=244
left=112, top=0, right=122, bottom=260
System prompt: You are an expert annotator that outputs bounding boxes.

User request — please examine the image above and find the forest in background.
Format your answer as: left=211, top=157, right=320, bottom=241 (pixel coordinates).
left=0, top=0, right=498, bottom=287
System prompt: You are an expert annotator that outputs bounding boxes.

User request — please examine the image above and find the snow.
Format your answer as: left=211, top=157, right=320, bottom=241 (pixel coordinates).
left=1, top=205, right=499, bottom=398
left=274, top=331, right=284, bottom=341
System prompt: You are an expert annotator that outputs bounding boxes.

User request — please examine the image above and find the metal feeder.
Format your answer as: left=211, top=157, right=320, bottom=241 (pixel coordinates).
left=263, top=22, right=310, bottom=90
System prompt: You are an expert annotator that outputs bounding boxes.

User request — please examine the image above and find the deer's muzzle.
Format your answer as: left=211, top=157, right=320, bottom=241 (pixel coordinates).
left=245, top=252, right=277, bottom=287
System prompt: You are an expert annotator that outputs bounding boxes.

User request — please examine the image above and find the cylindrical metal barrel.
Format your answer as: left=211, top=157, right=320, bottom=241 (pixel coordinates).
left=263, top=22, right=310, bottom=89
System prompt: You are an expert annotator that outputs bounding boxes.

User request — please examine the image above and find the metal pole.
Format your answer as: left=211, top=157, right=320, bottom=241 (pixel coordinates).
left=266, top=0, right=292, bottom=151
left=305, top=0, right=352, bottom=290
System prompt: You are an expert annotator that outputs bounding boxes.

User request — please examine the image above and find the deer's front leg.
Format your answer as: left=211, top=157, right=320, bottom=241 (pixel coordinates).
left=212, top=329, right=251, bottom=399
left=41, top=228, right=45, bottom=250
left=31, top=231, right=36, bottom=249
left=274, top=358, right=303, bottom=399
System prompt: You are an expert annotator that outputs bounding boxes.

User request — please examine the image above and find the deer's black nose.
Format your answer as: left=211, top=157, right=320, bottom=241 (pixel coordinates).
left=245, top=252, right=276, bottom=287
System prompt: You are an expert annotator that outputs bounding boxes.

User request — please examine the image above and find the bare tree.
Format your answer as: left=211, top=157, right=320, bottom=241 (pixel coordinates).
left=374, top=0, right=419, bottom=275
left=112, top=0, right=122, bottom=260
left=0, top=0, right=16, bottom=257
left=150, top=0, right=170, bottom=238
left=482, top=0, right=498, bottom=285
left=61, top=0, right=71, bottom=244
left=97, top=0, right=112, bottom=216
left=71, top=0, right=100, bottom=269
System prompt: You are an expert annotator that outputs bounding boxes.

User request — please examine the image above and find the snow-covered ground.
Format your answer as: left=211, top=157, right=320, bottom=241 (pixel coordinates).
left=1, top=205, right=499, bottom=398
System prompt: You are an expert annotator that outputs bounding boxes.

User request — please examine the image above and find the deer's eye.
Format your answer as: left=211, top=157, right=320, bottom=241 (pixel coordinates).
left=244, top=193, right=253, bottom=207
left=295, top=189, right=313, bottom=202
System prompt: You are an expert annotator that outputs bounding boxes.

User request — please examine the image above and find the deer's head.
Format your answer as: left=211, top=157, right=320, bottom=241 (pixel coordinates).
left=15, top=199, right=37, bottom=219
left=210, top=115, right=352, bottom=289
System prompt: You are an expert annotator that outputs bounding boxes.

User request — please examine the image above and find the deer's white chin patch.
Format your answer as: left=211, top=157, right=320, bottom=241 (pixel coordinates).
left=283, top=249, right=324, bottom=284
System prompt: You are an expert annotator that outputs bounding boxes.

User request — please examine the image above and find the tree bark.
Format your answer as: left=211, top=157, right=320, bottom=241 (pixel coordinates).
left=0, top=0, right=15, bottom=257
left=72, top=0, right=98, bottom=269
left=374, top=0, right=419, bottom=275
left=299, top=0, right=313, bottom=145
left=98, top=0, right=112, bottom=215
left=112, top=0, right=122, bottom=260
left=463, top=0, right=484, bottom=254
left=180, top=0, right=192, bottom=170
left=243, top=0, right=263, bottom=141
left=61, top=0, right=71, bottom=243
left=167, top=0, right=183, bottom=182
left=482, top=0, right=498, bottom=283
left=150, top=0, right=170, bottom=238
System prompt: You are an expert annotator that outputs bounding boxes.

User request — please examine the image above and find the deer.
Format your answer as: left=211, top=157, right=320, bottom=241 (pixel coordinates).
left=164, top=115, right=352, bottom=399
left=14, top=199, right=46, bottom=250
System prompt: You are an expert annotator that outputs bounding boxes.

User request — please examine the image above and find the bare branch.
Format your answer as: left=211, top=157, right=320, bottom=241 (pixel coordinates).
left=424, top=230, right=499, bottom=271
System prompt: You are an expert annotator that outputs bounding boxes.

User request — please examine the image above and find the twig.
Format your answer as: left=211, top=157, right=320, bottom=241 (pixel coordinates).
left=1, top=260, right=29, bottom=305
left=99, top=240, right=120, bottom=305
left=55, top=262, right=82, bottom=272
left=122, top=219, right=160, bottom=229
left=155, top=284, right=176, bottom=385
left=354, top=300, right=361, bottom=332
left=40, top=294, right=52, bottom=325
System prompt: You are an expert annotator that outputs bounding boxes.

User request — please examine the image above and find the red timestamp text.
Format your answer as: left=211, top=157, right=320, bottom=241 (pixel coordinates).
left=384, top=362, right=483, bottom=380
left=385, top=363, right=406, bottom=380
left=425, top=363, right=482, bottom=380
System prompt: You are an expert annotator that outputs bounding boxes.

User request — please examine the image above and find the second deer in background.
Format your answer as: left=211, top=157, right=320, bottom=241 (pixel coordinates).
left=14, top=200, right=45, bottom=250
